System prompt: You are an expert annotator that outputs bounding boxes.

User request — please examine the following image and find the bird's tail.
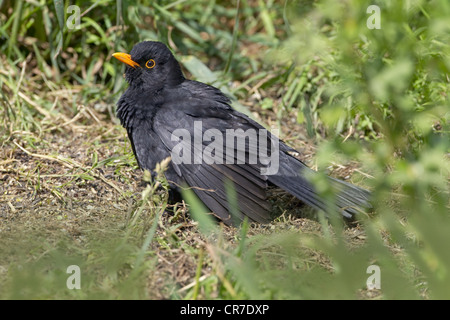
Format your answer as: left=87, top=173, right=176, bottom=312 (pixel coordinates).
left=325, top=176, right=372, bottom=218
left=268, top=154, right=371, bottom=218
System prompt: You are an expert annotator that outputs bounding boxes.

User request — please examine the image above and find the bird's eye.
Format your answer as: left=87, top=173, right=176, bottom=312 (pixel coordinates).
left=145, top=59, right=156, bottom=69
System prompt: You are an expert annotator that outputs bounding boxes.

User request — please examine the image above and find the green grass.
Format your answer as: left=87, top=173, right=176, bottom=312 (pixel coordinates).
left=0, top=0, right=449, bottom=299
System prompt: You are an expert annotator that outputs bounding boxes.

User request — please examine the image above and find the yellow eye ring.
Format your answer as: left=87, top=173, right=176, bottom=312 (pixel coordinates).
left=145, top=59, right=155, bottom=69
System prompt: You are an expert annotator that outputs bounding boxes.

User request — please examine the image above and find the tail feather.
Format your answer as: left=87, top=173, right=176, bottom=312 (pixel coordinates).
left=268, top=153, right=371, bottom=218
left=329, top=176, right=372, bottom=217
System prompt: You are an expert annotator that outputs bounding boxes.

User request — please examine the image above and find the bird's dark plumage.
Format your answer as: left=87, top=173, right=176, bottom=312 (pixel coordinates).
left=114, top=41, right=371, bottom=225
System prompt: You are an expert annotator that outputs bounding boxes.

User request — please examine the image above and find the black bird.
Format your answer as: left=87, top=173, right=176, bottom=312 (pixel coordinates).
left=113, top=41, right=371, bottom=225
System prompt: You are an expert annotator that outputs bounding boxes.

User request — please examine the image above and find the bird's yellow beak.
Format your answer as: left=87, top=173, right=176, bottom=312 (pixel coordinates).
left=112, top=52, right=140, bottom=68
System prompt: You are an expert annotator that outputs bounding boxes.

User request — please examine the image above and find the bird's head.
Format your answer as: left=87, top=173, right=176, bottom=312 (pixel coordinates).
left=112, top=41, right=184, bottom=90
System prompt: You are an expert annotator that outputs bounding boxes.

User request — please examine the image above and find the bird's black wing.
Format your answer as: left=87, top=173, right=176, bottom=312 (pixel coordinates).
left=174, top=82, right=371, bottom=218
left=166, top=82, right=371, bottom=220
left=149, top=94, right=273, bottom=225
left=129, top=81, right=370, bottom=225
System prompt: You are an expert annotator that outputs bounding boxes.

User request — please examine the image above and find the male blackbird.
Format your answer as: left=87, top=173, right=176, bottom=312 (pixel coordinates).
left=113, top=41, right=371, bottom=225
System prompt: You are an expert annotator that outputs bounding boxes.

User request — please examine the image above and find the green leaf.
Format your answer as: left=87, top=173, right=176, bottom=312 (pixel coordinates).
left=53, top=0, right=65, bottom=58
left=180, top=55, right=218, bottom=84
left=181, top=187, right=218, bottom=236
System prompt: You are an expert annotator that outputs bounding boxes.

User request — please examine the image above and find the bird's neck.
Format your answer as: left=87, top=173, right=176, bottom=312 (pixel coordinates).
left=166, top=56, right=185, bottom=87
